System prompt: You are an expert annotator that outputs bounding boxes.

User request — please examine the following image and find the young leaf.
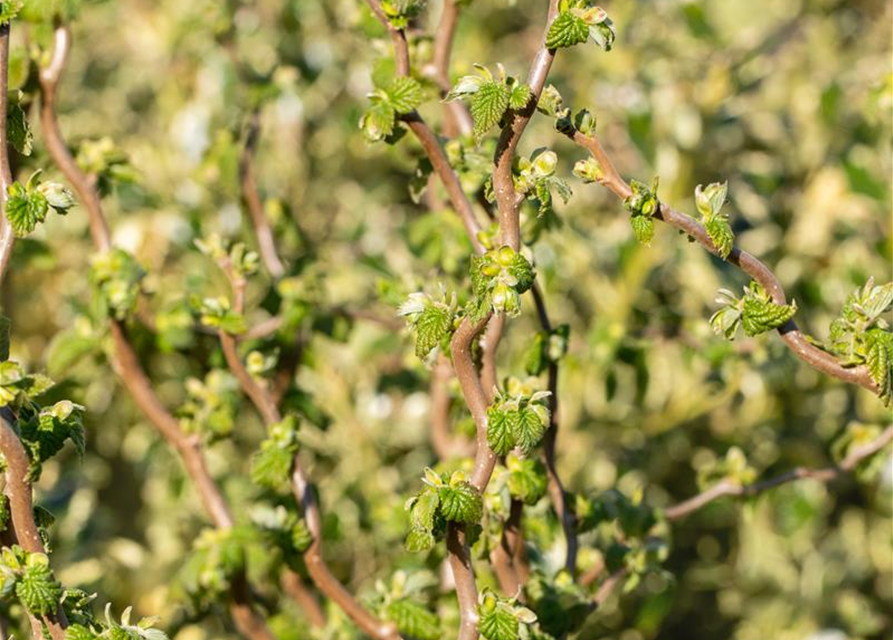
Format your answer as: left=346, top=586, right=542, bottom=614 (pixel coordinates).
left=545, top=11, right=589, bottom=49
left=387, top=76, right=424, bottom=114
left=470, top=81, right=510, bottom=140
left=5, top=182, right=48, bottom=236
left=414, top=305, right=451, bottom=358
left=705, top=214, right=733, bottom=259
left=438, top=483, right=482, bottom=524
left=360, top=99, right=397, bottom=143
left=404, top=528, right=435, bottom=553
left=865, top=328, right=893, bottom=404
left=16, top=554, right=62, bottom=616
left=510, top=406, right=547, bottom=454
left=508, top=82, right=532, bottom=111
left=630, top=214, right=655, bottom=246
left=385, top=599, right=441, bottom=640
left=487, top=408, right=514, bottom=455
left=741, top=283, right=797, bottom=336
left=7, top=100, right=32, bottom=156
left=478, top=603, right=519, bottom=640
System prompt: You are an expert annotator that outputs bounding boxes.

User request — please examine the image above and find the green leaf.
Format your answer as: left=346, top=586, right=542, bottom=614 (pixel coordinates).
left=5, top=182, right=48, bottom=236
left=16, top=554, right=62, bottom=616
left=438, top=483, right=482, bottom=524
left=470, top=81, right=510, bottom=140
left=524, top=332, right=548, bottom=376
left=404, top=528, right=435, bottom=553
left=360, top=99, right=397, bottom=143
left=545, top=11, right=589, bottom=49
left=65, top=625, right=98, bottom=640
left=507, top=253, right=535, bottom=293
left=250, top=442, right=294, bottom=488
left=630, top=214, right=655, bottom=246
left=741, top=284, right=797, bottom=336
left=705, top=215, right=733, bottom=259
left=385, top=599, right=441, bottom=640
left=414, top=305, right=451, bottom=358
left=508, top=82, right=532, bottom=111
left=291, top=519, right=313, bottom=553
left=487, top=408, right=515, bottom=455
left=510, top=407, right=546, bottom=454
left=506, top=457, right=548, bottom=505
left=0, top=1, right=22, bottom=24
left=409, top=487, right=440, bottom=532
left=865, top=328, right=893, bottom=405
left=387, top=76, right=424, bottom=114
left=7, top=100, right=32, bottom=156
left=478, top=605, right=519, bottom=640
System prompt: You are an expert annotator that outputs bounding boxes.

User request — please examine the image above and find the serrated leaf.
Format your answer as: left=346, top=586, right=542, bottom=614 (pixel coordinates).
left=508, top=83, right=532, bottom=111
left=705, top=214, right=734, bottom=259
left=506, top=458, right=547, bottom=505
left=478, top=606, right=519, bottom=640
left=404, top=528, right=435, bottom=553
left=409, top=487, right=440, bottom=532
left=470, top=81, right=510, bottom=140
left=508, top=253, right=534, bottom=293
left=865, top=328, right=893, bottom=404
left=415, top=305, right=451, bottom=358
left=388, top=77, right=424, bottom=114
left=65, top=625, right=98, bottom=640
left=360, top=100, right=396, bottom=143
left=5, top=182, right=48, bottom=236
left=385, top=599, right=441, bottom=640
left=7, top=101, right=32, bottom=156
left=630, top=214, right=654, bottom=245
left=250, top=443, right=294, bottom=488
left=438, top=483, right=482, bottom=524
left=16, top=558, right=61, bottom=616
left=545, top=11, right=589, bottom=49
left=487, top=408, right=515, bottom=455
left=741, top=292, right=797, bottom=337
left=510, top=407, right=546, bottom=454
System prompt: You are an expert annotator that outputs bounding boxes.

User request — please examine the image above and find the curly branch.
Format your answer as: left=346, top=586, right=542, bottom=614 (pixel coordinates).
left=564, top=127, right=877, bottom=393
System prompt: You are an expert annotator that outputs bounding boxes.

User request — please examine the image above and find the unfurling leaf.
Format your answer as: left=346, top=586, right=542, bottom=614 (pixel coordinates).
left=471, top=81, right=510, bottom=140
left=741, top=282, right=797, bottom=336
left=438, top=482, right=483, bottom=524
left=387, top=76, right=424, bottom=114
left=16, top=553, right=62, bottom=616
left=705, top=215, right=733, bottom=259
left=545, top=11, right=589, bottom=49
left=865, top=328, right=893, bottom=404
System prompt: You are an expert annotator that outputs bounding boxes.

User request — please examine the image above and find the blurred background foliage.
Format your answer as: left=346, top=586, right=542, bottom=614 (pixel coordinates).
left=2, top=0, right=891, bottom=639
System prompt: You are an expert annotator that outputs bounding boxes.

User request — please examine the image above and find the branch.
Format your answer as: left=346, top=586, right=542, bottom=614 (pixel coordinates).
left=213, top=267, right=399, bottom=640
left=530, top=284, right=577, bottom=574
left=0, top=416, right=68, bottom=640
left=0, top=24, right=17, bottom=285
left=664, top=424, right=893, bottom=520
left=428, top=0, right=473, bottom=137
left=238, top=109, right=286, bottom=279
left=37, top=27, right=274, bottom=640
left=565, top=127, right=878, bottom=393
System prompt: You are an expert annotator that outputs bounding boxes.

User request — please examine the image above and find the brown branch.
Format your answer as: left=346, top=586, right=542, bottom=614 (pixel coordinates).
left=565, top=127, right=878, bottom=393
left=238, top=110, right=286, bottom=279
left=363, top=0, right=484, bottom=254
left=37, top=27, right=274, bottom=640
left=429, top=354, right=473, bottom=459
left=0, top=24, right=17, bottom=285
left=429, top=0, right=473, bottom=137
left=664, top=424, right=893, bottom=520
left=213, top=267, right=398, bottom=640
left=446, top=524, right=480, bottom=640
left=281, top=571, right=326, bottom=627
left=0, top=416, right=68, bottom=640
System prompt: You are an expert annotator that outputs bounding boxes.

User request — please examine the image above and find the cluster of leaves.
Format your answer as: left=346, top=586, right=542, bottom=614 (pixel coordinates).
left=75, top=137, right=138, bottom=196
left=195, top=296, right=246, bottom=335
left=577, top=489, right=668, bottom=594
left=404, top=468, right=483, bottom=552
left=65, top=604, right=169, bottom=640
left=249, top=504, right=313, bottom=564
left=477, top=589, right=538, bottom=640
left=250, top=415, right=301, bottom=488
left=824, top=279, right=893, bottom=404
left=545, top=1, right=615, bottom=51
left=523, top=572, right=593, bottom=639
left=491, top=454, right=548, bottom=507
left=369, top=571, right=441, bottom=640
left=710, top=282, right=798, bottom=340
left=446, top=64, right=532, bottom=140
left=378, top=0, right=426, bottom=29
left=0, top=548, right=62, bottom=617
left=179, top=527, right=251, bottom=605
left=696, top=446, right=757, bottom=490
left=20, top=399, right=86, bottom=481
left=5, top=170, right=76, bottom=236
left=694, top=181, right=734, bottom=259
left=524, top=325, right=570, bottom=376
left=468, top=246, right=535, bottom=320
left=512, top=149, right=571, bottom=219
left=195, top=234, right=260, bottom=279
left=398, top=288, right=458, bottom=360
left=90, top=249, right=146, bottom=321
left=623, top=178, right=660, bottom=246
left=360, top=76, right=424, bottom=143
left=177, top=371, right=240, bottom=442
left=486, top=378, right=551, bottom=456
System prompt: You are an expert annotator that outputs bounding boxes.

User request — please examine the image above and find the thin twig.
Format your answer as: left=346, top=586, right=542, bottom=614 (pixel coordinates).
left=429, top=0, right=473, bottom=136
left=564, top=127, right=878, bottom=393
left=0, top=24, right=17, bottom=285
left=664, top=424, right=893, bottom=520
left=0, top=416, right=68, bottom=640
left=38, top=27, right=274, bottom=640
